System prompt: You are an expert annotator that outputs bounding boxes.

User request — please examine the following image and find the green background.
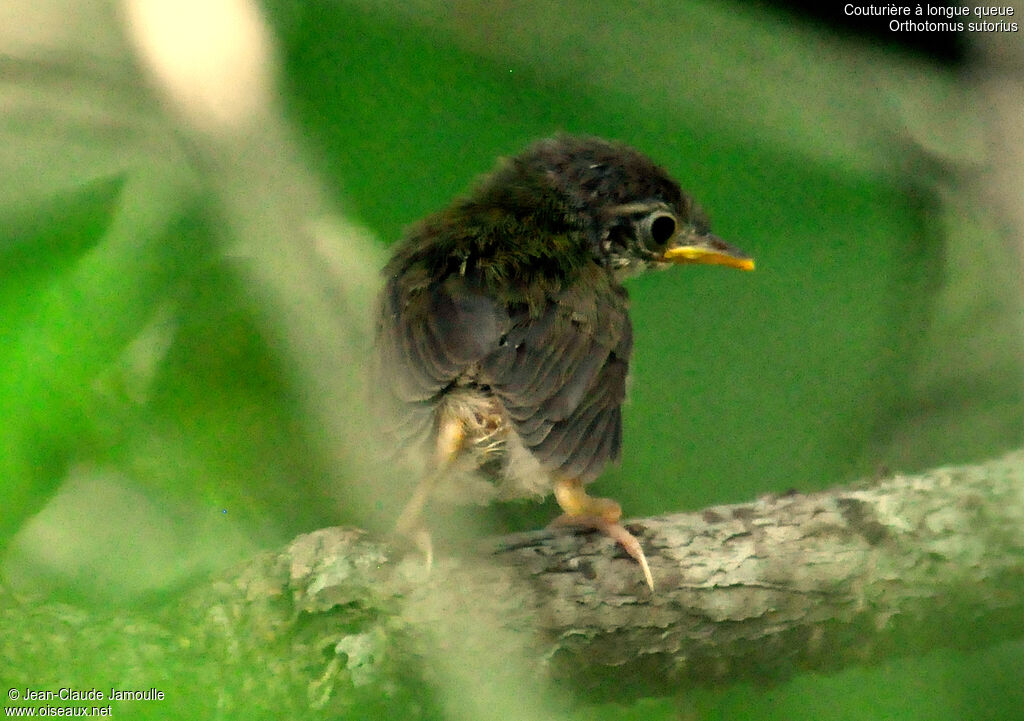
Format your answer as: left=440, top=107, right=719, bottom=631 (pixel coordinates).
left=1, top=0, right=1021, bottom=719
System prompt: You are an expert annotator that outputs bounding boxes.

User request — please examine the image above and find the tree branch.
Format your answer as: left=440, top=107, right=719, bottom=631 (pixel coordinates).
left=3, top=452, right=1023, bottom=716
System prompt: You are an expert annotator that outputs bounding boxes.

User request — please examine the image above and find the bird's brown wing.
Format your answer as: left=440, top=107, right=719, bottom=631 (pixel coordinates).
left=481, top=265, right=632, bottom=482
left=375, top=270, right=510, bottom=406
left=376, top=264, right=631, bottom=483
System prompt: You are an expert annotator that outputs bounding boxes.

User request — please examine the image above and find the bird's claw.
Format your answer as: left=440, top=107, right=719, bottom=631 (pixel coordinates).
left=392, top=517, right=435, bottom=574
left=550, top=514, right=654, bottom=591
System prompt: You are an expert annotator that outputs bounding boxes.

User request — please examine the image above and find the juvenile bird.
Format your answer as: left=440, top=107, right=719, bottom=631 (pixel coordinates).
left=375, top=135, right=753, bottom=589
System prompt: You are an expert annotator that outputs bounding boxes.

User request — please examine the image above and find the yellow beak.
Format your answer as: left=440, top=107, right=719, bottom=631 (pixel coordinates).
left=661, top=232, right=755, bottom=271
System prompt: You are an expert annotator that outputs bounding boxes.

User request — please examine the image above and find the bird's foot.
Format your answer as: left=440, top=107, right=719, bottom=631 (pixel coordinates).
left=551, top=478, right=654, bottom=591
left=390, top=521, right=435, bottom=576
left=549, top=513, right=654, bottom=590
left=390, top=417, right=465, bottom=575
left=393, top=504, right=435, bottom=573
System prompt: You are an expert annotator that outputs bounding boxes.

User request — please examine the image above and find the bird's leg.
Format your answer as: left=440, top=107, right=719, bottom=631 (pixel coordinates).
left=393, top=473, right=439, bottom=569
left=551, top=477, right=654, bottom=590
left=393, top=415, right=466, bottom=569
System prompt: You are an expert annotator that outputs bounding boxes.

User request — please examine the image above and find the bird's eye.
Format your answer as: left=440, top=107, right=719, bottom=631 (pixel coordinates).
left=643, top=212, right=677, bottom=250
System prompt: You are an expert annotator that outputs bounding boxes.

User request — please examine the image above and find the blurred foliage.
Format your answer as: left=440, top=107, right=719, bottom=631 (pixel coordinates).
left=1, top=0, right=1022, bottom=719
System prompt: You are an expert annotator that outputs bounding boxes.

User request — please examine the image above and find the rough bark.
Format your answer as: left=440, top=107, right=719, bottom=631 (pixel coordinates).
left=2, top=452, right=1022, bottom=717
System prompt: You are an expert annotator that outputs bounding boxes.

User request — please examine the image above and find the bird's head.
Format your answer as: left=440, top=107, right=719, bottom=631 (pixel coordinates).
left=492, top=135, right=754, bottom=279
